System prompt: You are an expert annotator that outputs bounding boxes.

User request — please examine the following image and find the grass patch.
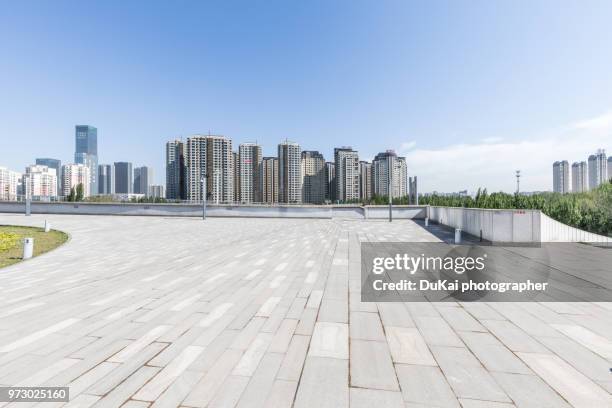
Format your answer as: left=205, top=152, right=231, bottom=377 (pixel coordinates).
left=0, top=225, right=69, bottom=269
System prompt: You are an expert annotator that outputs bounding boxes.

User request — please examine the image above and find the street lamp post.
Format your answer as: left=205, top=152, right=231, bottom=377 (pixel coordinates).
left=201, top=175, right=207, bottom=220
left=388, top=159, right=393, bottom=222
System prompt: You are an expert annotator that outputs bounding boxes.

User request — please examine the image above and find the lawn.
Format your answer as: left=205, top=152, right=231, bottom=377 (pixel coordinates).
left=0, top=225, right=68, bottom=268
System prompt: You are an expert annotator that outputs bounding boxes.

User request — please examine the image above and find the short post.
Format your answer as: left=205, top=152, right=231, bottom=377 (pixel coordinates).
left=22, top=238, right=34, bottom=260
left=425, top=217, right=429, bottom=227
left=454, top=228, right=462, bottom=244
left=44, top=220, right=51, bottom=232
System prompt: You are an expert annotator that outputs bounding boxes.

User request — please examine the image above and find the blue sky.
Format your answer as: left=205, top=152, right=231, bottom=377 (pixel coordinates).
left=1, top=0, right=611, bottom=191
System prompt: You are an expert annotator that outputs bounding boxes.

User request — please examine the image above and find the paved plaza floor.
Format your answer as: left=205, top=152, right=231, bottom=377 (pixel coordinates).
left=0, top=214, right=611, bottom=408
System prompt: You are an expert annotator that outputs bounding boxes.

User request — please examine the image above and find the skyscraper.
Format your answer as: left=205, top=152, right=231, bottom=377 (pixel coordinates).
left=334, top=147, right=360, bottom=202
left=62, top=163, right=91, bottom=197
left=372, top=151, right=408, bottom=198
left=74, top=125, right=98, bottom=195
left=184, top=135, right=233, bottom=202
left=552, top=161, right=570, bottom=193
left=23, top=165, right=57, bottom=199
left=0, top=167, right=21, bottom=201
left=571, top=161, right=587, bottom=193
left=262, top=157, right=279, bottom=204
left=35, top=158, right=61, bottom=194
left=134, top=166, right=154, bottom=195
left=325, top=162, right=335, bottom=202
left=166, top=140, right=186, bottom=200
left=359, top=161, right=372, bottom=202
left=98, top=164, right=115, bottom=195
left=587, top=150, right=607, bottom=190
left=301, top=151, right=326, bottom=204
left=238, top=143, right=263, bottom=203
left=278, top=141, right=302, bottom=203
left=232, top=151, right=239, bottom=203
left=608, top=156, right=612, bottom=182
left=114, top=162, right=133, bottom=194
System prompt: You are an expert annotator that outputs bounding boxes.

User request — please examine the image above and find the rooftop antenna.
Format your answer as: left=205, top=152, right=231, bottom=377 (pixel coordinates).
left=515, top=170, right=521, bottom=194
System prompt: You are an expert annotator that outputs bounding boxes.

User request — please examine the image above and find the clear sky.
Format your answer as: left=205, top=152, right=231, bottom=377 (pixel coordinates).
left=1, top=0, right=611, bottom=192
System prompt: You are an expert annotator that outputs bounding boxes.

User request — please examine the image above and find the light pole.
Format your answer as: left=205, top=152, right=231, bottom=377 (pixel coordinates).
left=388, top=159, right=393, bottom=222
left=515, top=170, right=521, bottom=194
left=201, top=175, right=207, bottom=220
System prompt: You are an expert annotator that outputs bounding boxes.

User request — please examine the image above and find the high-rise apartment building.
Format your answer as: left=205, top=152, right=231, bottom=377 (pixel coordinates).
left=609, top=157, right=612, bottom=181
left=23, top=165, right=57, bottom=199
left=262, top=157, right=279, bottom=204
left=325, top=162, right=335, bottom=202
left=62, top=163, right=91, bottom=197
left=334, top=147, right=360, bottom=202
left=75, top=125, right=98, bottom=195
left=552, top=160, right=570, bottom=193
left=166, top=140, right=186, bottom=200
left=134, top=166, right=154, bottom=195
left=0, top=167, right=21, bottom=201
left=301, top=151, right=326, bottom=204
left=114, top=162, right=133, bottom=194
left=571, top=161, right=587, bottom=193
left=587, top=150, right=607, bottom=190
left=278, top=141, right=302, bottom=203
left=148, top=185, right=165, bottom=198
left=238, top=143, right=263, bottom=203
left=36, top=158, right=62, bottom=194
left=98, top=164, right=114, bottom=195
left=232, top=152, right=239, bottom=203
left=359, top=161, right=372, bottom=202
left=372, top=151, right=408, bottom=198
left=184, top=135, right=233, bottom=202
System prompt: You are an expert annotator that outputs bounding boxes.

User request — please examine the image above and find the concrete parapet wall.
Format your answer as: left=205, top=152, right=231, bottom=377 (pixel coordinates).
left=0, top=201, right=427, bottom=220
left=428, top=206, right=542, bottom=243
left=540, top=213, right=612, bottom=243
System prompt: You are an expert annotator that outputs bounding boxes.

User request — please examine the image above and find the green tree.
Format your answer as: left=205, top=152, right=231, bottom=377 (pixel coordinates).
left=76, top=183, right=84, bottom=202
left=68, top=187, right=76, bottom=202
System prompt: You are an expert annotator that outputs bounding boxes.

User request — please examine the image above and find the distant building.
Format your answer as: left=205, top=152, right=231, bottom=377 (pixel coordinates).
left=98, top=164, right=114, bottom=195
left=238, top=143, right=263, bottom=203
left=262, top=157, right=279, bottom=204
left=134, top=166, right=153, bottom=195
left=62, top=163, right=91, bottom=197
left=325, top=162, right=335, bottom=202
left=608, top=157, right=612, bottom=182
left=334, top=147, right=360, bottom=202
left=0, top=167, right=21, bottom=201
left=587, top=150, right=607, bottom=190
left=372, top=151, right=407, bottom=198
left=23, top=165, right=57, bottom=199
left=301, top=151, right=326, bottom=204
left=232, top=151, right=239, bottom=203
left=278, top=141, right=302, bottom=203
left=409, top=176, right=418, bottom=204
left=166, top=140, right=186, bottom=200
left=359, top=161, right=372, bottom=202
left=571, top=161, right=587, bottom=193
left=36, top=158, right=62, bottom=194
left=185, top=135, right=233, bottom=202
left=552, top=160, right=570, bottom=193
left=148, top=185, right=165, bottom=198
left=74, top=125, right=98, bottom=195
left=114, top=162, right=133, bottom=194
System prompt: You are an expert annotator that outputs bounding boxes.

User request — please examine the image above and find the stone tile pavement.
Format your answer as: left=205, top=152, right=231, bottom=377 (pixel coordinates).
left=0, top=214, right=611, bottom=408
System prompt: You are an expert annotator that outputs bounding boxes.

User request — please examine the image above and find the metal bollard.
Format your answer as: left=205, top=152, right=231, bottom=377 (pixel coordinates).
left=424, top=217, right=429, bottom=227
left=23, top=238, right=34, bottom=260
left=454, top=228, right=462, bottom=244
left=44, top=220, right=51, bottom=232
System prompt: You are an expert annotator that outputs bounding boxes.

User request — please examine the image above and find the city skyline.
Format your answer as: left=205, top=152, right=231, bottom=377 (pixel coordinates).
left=2, top=2, right=612, bottom=192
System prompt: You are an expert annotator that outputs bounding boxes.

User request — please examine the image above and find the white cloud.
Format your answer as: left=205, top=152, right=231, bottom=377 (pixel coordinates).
left=400, top=141, right=417, bottom=151
left=398, top=112, right=611, bottom=193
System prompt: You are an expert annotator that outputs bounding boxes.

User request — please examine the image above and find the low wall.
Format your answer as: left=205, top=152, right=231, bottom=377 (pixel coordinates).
left=0, top=201, right=427, bottom=220
left=428, top=206, right=542, bottom=243
left=540, top=213, right=612, bottom=244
